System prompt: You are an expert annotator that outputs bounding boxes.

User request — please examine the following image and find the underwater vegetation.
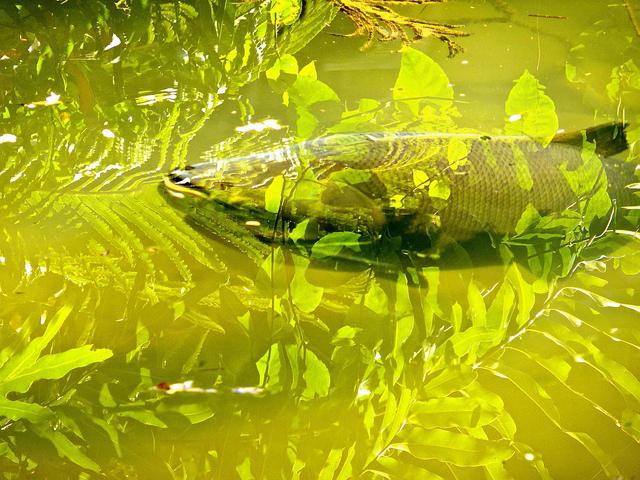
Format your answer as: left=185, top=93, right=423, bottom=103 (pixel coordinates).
left=0, top=0, right=639, bottom=479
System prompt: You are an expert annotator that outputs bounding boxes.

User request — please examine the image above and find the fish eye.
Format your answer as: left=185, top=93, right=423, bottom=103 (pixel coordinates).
left=168, top=171, right=192, bottom=186
left=163, top=170, right=210, bottom=199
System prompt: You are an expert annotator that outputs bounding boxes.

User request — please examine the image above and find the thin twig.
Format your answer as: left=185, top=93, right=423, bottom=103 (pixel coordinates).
left=527, top=14, right=567, bottom=20
left=625, top=0, right=640, bottom=37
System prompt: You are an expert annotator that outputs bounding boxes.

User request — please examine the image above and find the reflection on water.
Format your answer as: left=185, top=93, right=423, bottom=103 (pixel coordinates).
left=0, top=0, right=639, bottom=478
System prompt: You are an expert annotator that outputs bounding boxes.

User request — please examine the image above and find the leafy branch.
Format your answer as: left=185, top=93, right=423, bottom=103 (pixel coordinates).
left=334, top=0, right=468, bottom=54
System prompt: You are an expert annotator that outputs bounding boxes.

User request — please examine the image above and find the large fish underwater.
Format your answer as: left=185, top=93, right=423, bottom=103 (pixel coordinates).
left=163, top=122, right=638, bottom=262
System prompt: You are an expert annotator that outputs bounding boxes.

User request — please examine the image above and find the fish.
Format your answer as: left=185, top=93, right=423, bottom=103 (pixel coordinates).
left=164, top=122, right=637, bottom=254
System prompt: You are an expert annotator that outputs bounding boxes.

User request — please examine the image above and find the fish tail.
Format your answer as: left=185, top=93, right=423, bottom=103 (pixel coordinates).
left=553, top=121, right=629, bottom=157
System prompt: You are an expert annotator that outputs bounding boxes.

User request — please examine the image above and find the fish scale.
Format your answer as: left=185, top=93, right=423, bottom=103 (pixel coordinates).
left=164, top=122, right=635, bottom=246
left=439, top=139, right=581, bottom=240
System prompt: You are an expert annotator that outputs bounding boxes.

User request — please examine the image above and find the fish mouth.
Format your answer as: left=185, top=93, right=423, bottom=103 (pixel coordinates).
left=163, top=169, right=211, bottom=200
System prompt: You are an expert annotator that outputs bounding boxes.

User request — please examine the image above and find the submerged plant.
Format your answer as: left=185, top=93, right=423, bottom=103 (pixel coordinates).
left=334, top=0, right=467, bottom=54
left=247, top=0, right=468, bottom=53
left=0, top=1, right=638, bottom=478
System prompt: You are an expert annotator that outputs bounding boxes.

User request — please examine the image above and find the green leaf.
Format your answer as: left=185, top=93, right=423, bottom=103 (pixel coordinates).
left=256, top=247, right=288, bottom=294
left=413, top=169, right=429, bottom=189
left=118, top=410, right=168, bottom=428
left=90, top=417, right=122, bottom=458
left=291, top=256, right=324, bottom=313
left=157, top=401, right=215, bottom=424
left=31, top=423, right=100, bottom=472
left=266, top=53, right=299, bottom=80
left=378, top=387, right=416, bottom=449
left=265, top=175, right=287, bottom=213
left=364, top=279, right=388, bottom=315
left=504, top=70, right=558, bottom=145
left=447, top=138, right=469, bottom=168
left=286, top=62, right=340, bottom=138
left=486, top=363, right=561, bottom=424
left=0, top=346, right=113, bottom=395
left=0, top=303, right=73, bottom=382
left=236, top=457, right=256, bottom=480
left=467, top=280, right=486, bottom=327
left=393, top=47, right=453, bottom=113
left=374, top=457, right=447, bottom=480
left=566, top=431, right=622, bottom=479
left=288, top=62, right=340, bottom=107
left=449, top=326, right=502, bottom=359
left=559, top=142, right=612, bottom=224
left=295, top=108, right=320, bottom=139
left=0, top=397, right=53, bottom=423
left=329, top=98, right=381, bottom=133
left=289, top=219, right=310, bottom=243
left=514, top=203, right=541, bottom=235
left=299, top=61, right=318, bottom=80
left=311, top=232, right=361, bottom=259
left=506, top=263, right=536, bottom=327
left=99, top=384, right=117, bottom=408
left=511, top=143, right=534, bottom=191
left=318, top=448, right=348, bottom=480
left=302, top=350, right=330, bottom=399
left=257, top=346, right=283, bottom=390
left=428, top=179, right=450, bottom=200
left=394, top=427, right=514, bottom=467
left=424, top=366, right=477, bottom=398
left=270, top=0, right=302, bottom=25
left=486, top=281, right=515, bottom=331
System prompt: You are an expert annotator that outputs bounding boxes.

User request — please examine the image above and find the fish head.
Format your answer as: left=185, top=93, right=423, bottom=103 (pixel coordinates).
left=164, top=164, right=233, bottom=201
left=164, top=155, right=289, bottom=210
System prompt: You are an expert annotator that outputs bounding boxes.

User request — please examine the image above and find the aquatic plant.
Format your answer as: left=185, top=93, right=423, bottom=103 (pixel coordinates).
left=0, top=1, right=638, bottom=478
left=335, top=0, right=467, bottom=54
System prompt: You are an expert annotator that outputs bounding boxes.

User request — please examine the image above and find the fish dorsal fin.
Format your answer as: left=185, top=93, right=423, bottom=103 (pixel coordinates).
left=552, top=121, right=629, bottom=157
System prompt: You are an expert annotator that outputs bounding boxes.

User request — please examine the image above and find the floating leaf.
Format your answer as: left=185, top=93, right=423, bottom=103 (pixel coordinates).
left=393, top=47, right=453, bottom=113
left=266, top=53, right=298, bottom=80
left=286, top=62, right=340, bottom=138
left=428, top=178, right=450, bottom=200
left=447, top=138, right=469, bottom=168
left=413, top=169, right=429, bottom=189
left=270, top=0, right=302, bottom=25
left=504, top=70, right=558, bottom=145
left=302, top=350, right=330, bottom=399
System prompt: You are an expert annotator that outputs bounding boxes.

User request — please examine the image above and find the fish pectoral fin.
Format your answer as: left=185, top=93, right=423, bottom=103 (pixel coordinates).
left=321, top=182, right=382, bottom=210
left=322, top=169, right=387, bottom=204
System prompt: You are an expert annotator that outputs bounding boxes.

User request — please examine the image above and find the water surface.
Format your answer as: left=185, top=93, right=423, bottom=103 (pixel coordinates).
left=0, top=1, right=639, bottom=478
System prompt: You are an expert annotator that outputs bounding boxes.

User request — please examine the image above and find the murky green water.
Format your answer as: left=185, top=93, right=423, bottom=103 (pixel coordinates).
left=1, top=1, right=640, bottom=478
